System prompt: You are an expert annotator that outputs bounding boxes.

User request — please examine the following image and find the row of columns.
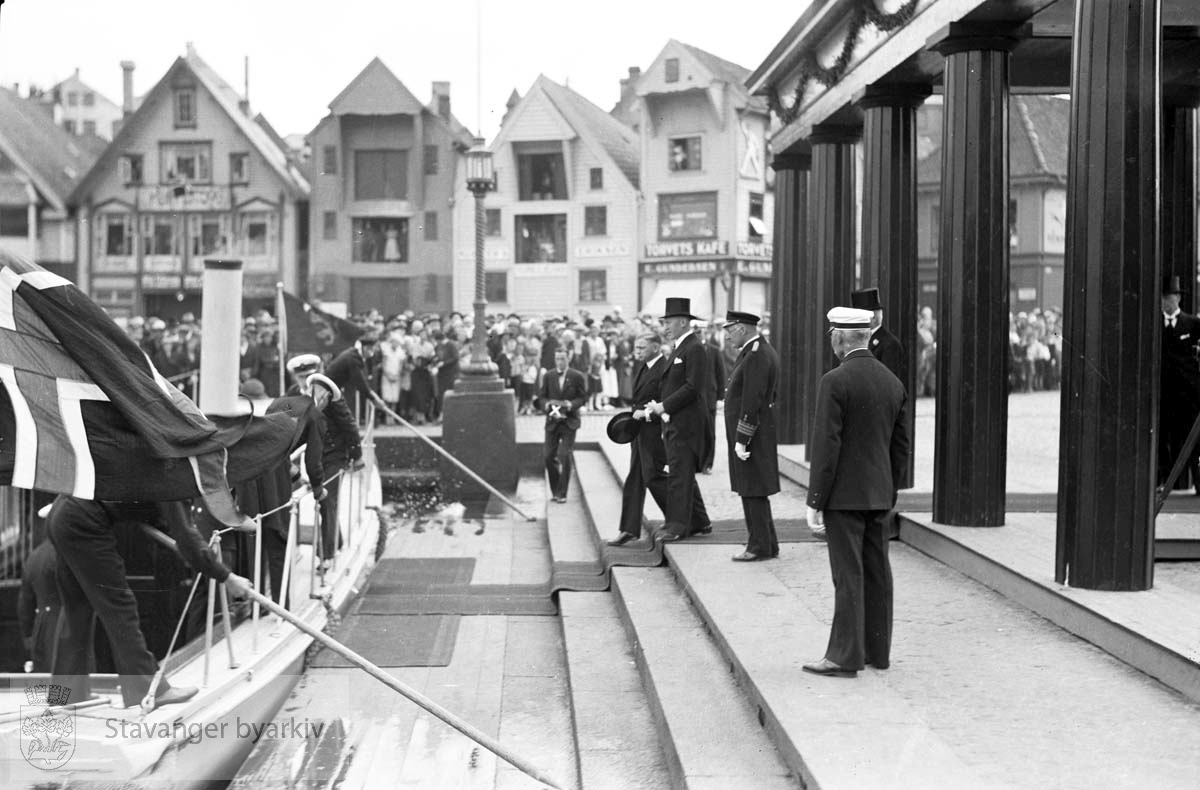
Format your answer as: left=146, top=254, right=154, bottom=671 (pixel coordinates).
left=769, top=0, right=1196, bottom=590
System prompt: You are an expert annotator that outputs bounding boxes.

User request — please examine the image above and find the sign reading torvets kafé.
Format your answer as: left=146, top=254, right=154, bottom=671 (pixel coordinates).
left=644, top=240, right=730, bottom=259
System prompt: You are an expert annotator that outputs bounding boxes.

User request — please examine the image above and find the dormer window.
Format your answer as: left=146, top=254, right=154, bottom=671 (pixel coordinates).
left=665, top=58, right=680, bottom=83
left=174, top=87, right=197, bottom=128
left=230, top=153, right=250, bottom=184
left=515, top=144, right=567, bottom=201
left=118, top=154, right=144, bottom=185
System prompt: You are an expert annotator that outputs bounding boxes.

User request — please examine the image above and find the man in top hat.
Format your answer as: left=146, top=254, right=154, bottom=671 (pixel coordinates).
left=722, top=311, right=781, bottom=561
left=851, top=287, right=904, bottom=384
left=645, top=297, right=711, bottom=541
left=1159, top=275, right=1200, bottom=491
left=803, top=306, right=909, bottom=678
left=536, top=346, right=589, bottom=503
left=607, top=333, right=672, bottom=546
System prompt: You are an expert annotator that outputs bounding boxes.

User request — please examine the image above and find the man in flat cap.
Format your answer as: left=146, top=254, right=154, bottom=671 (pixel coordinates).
left=722, top=311, right=781, bottom=561
left=803, top=306, right=909, bottom=678
left=645, top=297, right=711, bottom=541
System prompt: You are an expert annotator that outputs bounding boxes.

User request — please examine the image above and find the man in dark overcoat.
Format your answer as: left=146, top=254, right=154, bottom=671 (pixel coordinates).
left=722, top=311, right=781, bottom=562
left=1158, top=275, right=1200, bottom=490
left=803, top=307, right=909, bottom=679
left=851, top=287, right=904, bottom=380
left=607, top=333, right=671, bottom=545
left=646, top=297, right=711, bottom=541
left=536, top=347, right=589, bottom=503
left=699, top=322, right=726, bottom=474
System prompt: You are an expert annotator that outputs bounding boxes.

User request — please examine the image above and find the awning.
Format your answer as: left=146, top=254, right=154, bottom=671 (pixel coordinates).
left=642, top=278, right=714, bottom=321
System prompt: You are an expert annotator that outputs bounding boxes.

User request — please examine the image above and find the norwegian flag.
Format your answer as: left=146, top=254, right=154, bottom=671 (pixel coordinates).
left=0, top=249, right=295, bottom=526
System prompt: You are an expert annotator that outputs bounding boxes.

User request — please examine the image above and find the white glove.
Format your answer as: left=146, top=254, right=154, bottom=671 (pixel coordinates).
left=633, top=409, right=648, bottom=421
left=806, top=506, right=824, bottom=527
left=661, top=412, right=671, bottom=424
left=734, top=442, right=750, bottom=461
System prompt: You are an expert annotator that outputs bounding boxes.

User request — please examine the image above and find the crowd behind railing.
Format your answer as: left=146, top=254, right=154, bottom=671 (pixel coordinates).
left=120, top=303, right=1066, bottom=410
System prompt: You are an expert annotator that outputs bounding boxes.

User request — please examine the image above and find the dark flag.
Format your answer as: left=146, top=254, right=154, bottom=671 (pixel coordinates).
left=0, top=250, right=295, bottom=526
left=280, top=291, right=362, bottom=360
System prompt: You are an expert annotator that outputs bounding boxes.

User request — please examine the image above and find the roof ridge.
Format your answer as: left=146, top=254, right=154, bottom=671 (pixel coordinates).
left=1014, top=97, right=1049, bottom=174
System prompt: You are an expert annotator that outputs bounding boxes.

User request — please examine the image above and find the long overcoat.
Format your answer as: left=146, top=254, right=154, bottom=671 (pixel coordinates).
left=724, top=336, right=780, bottom=497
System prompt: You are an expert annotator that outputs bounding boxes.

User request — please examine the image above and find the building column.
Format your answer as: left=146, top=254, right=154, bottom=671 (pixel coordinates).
left=768, top=151, right=811, bottom=445
left=930, top=33, right=1015, bottom=526
left=859, top=85, right=930, bottom=489
left=1057, top=0, right=1161, bottom=591
left=809, top=124, right=861, bottom=389
left=1163, top=91, right=1198, bottom=312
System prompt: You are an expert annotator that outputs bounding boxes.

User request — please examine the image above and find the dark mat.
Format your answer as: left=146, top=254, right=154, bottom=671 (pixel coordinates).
left=895, top=491, right=1200, bottom=514
left=367, top=557, right=476, bottom=593
left=309, top=614, right=460, bottom=667
left=357, top=588, right=556, bottom=616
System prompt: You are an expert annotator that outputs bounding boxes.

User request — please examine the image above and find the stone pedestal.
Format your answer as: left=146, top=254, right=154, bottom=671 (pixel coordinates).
left=1056, top=0, right=1161, bottom=590
left=440, top=377, right=518, bottom=498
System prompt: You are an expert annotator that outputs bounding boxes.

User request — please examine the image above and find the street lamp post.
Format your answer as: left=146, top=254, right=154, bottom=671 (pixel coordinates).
left=439, top=136, right=518, bottom=497
left=461, top=137, right=498, bottom=378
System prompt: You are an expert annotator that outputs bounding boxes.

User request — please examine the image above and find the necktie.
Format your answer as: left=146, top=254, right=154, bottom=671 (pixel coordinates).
left=1167, top=316, right=1177, bottom=328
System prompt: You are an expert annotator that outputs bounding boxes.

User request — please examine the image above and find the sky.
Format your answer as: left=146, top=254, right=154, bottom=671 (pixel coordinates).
left=0, top=0, right=806, bottom=141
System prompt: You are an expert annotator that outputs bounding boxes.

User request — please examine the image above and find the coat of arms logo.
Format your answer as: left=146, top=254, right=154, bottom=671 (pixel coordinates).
left=20, top=684, right=75, bottom=770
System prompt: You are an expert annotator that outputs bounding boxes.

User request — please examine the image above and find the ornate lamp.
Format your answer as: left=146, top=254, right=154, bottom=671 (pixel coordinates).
left=461, top=137, right=497, bottom=377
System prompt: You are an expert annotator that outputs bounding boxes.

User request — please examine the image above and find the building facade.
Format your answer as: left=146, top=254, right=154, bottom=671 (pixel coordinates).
left=308, top=58, right=474, bottom=316
left=453, top=75, right=641, bottom=316
left=40, top=68, right=124, bottom=141
left=916, top=95, right=1069, bottom=313
left=70, top=45, right=309, bottom=320
left=0, top=87, right=102, bottom=280
left=621, top=40, right=774, bottom=320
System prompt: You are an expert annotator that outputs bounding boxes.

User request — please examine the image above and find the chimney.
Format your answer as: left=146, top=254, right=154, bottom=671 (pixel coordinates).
left=120, top=61, right=135, bottom=115
left=432, top=81, right=451, bottom=122
left=619, top=66, right=641, bottom=103
left=239, top=55, right=250, bottom=116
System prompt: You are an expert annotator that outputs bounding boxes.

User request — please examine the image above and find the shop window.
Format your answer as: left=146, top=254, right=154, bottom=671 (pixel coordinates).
left=145, top=217, right=178, bottom=255
left=424, top=211, right=438, bottom=241
left=590, top=168, right=603, bottom=190
left=748, top=192, right=765, bottom=239
left=161, top=142, right=212, bottom=184
left=174, top=87, right=197, bottom=128
left=486, top=208, right=502, bottom=237
left=0, top=208, right=29, bottom=237
left=517, top=152, right=567, bottom=201
left=354, top=150, right=408, bottom=200
left=485, top=271, right=508, bottom=303
left=193, top=216, right=225, bottom=256
left=82, top=120, right=96, bottom=137
left=658, top=192, right=717, bottom=240
left=584, top=206, right=607, bottom=237
left=119, top=154, right=144, bottom=185
left=579, top=270, right=607, bottom=303
left=241, top=213, right=270, bottom=257
left=104, top=215, right=132, bottom=256
left=665, top=58, right=680, bottom=83
left=669, top=136, right=701, bottom=171
left=323, top=211, right=337, bottom=240
left=352, top=217, right=408, bottom=263
left=83, top=92, right=95, bottom=107
left=230, top=153, right=250, bottom=184
left=515, top=214, right=567, bottom=263
left=322, top=145, right=338, bottom=175
left=424, top=145, right=439, bottom=175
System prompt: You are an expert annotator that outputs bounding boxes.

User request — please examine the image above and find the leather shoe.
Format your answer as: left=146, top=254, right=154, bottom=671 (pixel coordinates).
left=655, top=531, right=681, bottom=543
left=606, top=532, right=637, bottom=547
left=150, top=685, right=199, bottom=709
left=693, top=524, right=712, bottom=535
left=552, top=496, right=567, bottom=504
left=731, top=551, right=764, bottom=562
left=802, top=659, right=856, bottom=678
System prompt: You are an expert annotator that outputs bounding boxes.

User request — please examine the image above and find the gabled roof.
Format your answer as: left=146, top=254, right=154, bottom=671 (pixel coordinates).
left=52, top=72, right=121, bottom=111
left=537, top=77, right=640, bottom=189
left=0, top=87, right=103, bottom=210
left=917, top=96, right=1068, bottom=186
left=328, top=57, right=426, bottom=116
left=424, top=99, right=477, bottom=150
left=71, top=47, right=309, bottom=203
left=640, top=40, right=768, bottom=114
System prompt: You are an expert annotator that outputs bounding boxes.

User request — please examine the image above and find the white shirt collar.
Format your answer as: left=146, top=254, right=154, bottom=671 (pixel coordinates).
left=739, top=334, right=761, bottom=350
left=675, top=330, right=695, bottom=345
left=645, top=353, right=663, bottom=368
left=1165, top=309, right=1181, bottom=319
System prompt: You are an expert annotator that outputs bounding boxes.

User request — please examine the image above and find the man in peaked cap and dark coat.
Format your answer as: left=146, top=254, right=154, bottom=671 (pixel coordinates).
left=1159, top=275, right=1200, bottom=491
left=646, top=297, right=711, bottom=542
left=722, top=311, right=781, bottom=562
left=804, top=306, right=909, bottom=679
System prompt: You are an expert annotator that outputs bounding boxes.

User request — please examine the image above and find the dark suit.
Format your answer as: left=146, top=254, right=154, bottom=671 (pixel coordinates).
left=807, top=348, right=909, bottom=671
left=725, top=336, right=780, bottom=558
left=1159, top=311, right=1200, bottom=487
left=536, top=367, right=588, bottom=499
left=19, top=540, right=60, bottom=672
left=659, top=333, right=711, bottom=537
left=702, top=341, right=726, bottom=471
left=618, top=356, right=670, bottom=537
left=868, top=326, right=905, bottom=383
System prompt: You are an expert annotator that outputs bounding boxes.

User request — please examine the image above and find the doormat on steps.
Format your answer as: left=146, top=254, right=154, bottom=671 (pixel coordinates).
left=309, top=614, right=460, bottom=667
left=367, top=557, right=476, bottom=593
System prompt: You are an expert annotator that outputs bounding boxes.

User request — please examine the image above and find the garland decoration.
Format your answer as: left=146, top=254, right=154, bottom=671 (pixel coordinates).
left=768, top=0, right=920, bottom=125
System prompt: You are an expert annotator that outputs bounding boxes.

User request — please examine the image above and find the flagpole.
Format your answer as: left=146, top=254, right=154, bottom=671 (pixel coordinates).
left=276, top=282, right=286, bottom=396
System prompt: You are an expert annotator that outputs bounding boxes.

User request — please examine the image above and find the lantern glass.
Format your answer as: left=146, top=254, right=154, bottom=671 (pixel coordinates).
left=465, top=137, right=494, bottom=190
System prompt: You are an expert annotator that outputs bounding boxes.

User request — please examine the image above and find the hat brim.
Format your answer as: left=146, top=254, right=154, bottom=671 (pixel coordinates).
left=661, top=312, right=699, bottom=321
left=605, top=412, right=639, bottom=444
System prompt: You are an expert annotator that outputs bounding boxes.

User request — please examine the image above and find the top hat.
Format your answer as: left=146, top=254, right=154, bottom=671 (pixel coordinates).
left=722, top=310, right=761, bottom=328
left=850, top=287, right=883, bottom=311
left=606, top=411, right=639, bottom=444
left=661, top=297, right=699, bottom=320
left=1163, top=275, right=1185, bottom=295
